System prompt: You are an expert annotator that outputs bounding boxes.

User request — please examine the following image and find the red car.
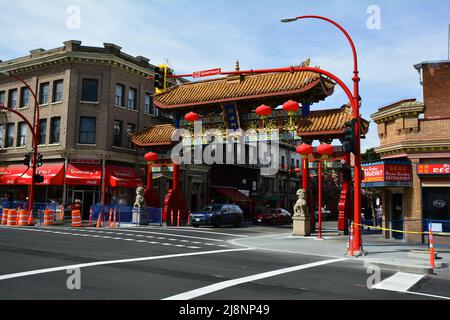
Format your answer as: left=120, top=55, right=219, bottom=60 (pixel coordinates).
left=253, top=208, right=293, bottom=225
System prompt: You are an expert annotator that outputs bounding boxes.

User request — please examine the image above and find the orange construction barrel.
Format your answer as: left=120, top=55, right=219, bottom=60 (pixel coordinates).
left=17, top=210, right=29, bottom=226
left=1, top=209, right=8, bottom=225
left=71, top=210, right=82, bottom=228
left=7, top=210, right=18, bottom=226
left=43, top=210, right=54, bottom=226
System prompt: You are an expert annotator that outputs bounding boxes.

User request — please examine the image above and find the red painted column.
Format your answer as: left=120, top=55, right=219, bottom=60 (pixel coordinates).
left=147, top=162, right=153, bottom=190
left=338, top=153, right=351, bottom=233
left=318, top=160, right=323, bottom=240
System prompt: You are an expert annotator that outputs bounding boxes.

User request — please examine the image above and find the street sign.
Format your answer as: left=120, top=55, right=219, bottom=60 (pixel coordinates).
left=193, top=68, right=221, bottom=78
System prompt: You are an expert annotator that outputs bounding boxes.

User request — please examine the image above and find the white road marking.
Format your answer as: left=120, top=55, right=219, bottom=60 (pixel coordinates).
left=163, top=258, right=347, bottom=300
left=372, top=272, right=424, bottom=292
left=0, top=248, right=254, bottom=281
left=372, top=272, right=450, bottom=300
left=124, top=226, right=250, bottom=238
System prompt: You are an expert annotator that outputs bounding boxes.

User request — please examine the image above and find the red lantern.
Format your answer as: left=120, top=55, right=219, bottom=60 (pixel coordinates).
left=283, top=100, right=300, bottom=113
left=256, top=105, right=272, bottom=118
left=144, top=152, right=159, bottom=163
left=296, top=144, right=313, bottom=157
left=317, top=144, right=334, bottom=159
left=185, top=112, right=200, bottom=122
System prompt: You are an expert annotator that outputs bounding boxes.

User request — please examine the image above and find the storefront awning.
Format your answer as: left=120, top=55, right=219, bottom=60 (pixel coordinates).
left=107, top=165, right=143, bottom=188
left=0, top=163, right=65, bottom=185
left=213, top=186, right=251, bottom=202
left=0, top=164, right=29, bottom=185
left=66, top=164, right=102, bottom=186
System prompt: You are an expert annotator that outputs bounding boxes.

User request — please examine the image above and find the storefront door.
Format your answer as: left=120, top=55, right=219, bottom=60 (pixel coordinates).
left=72, top=190, right=95, bottom=220
left=391, top=193, right=404, bottom=240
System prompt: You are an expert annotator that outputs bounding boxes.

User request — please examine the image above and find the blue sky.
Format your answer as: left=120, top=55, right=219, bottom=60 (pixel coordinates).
left=1, top=0, right=449, bottom=150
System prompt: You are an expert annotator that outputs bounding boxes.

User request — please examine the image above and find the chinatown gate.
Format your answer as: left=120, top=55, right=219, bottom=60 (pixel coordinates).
left=132, top=61, right=369, bottom=234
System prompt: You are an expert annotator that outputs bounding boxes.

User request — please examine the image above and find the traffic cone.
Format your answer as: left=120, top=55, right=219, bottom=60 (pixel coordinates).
left=429, top=225, right=435, bottom=269
left=96, top=211, right=102, bottom=228
left=89, top=208, right=93, bottom=227
left=108, top=208, right=112, bottom=228
left=349, top=223, right=355, bottom=257
left=187, top=210, right=191, bottom=226
left=27, top=209, right=34, bottom=226
left=177, top=210, right=181, bottom=227
left=113, top=208, right=117, bottom=228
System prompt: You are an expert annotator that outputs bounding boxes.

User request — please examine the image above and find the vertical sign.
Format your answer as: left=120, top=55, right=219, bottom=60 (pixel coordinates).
left=222, top=104, right=240, bottom=131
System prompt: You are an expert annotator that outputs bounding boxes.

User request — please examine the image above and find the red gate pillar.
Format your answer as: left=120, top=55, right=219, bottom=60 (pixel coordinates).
left=302, top=157, right=315, bottom=232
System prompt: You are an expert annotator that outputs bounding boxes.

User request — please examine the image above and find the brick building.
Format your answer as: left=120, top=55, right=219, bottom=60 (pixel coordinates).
left=0, top=41, right=172, bottom=219
left=366, top=60, right=450, bottom=243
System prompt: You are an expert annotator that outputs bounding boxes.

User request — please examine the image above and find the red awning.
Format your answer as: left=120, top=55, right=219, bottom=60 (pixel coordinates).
left=0, top=163, right=65, bottom=185
left=213, top=186, right=251, bottom=202
left=0, top=164, right=29, bottom=185
left=65, top=164, right=102, bottom=186
left=107, top=165, right=143, bottom=188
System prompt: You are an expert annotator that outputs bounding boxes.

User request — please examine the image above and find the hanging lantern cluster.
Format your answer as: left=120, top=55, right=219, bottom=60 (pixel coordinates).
left=317, top=143, right=334, bottom=160
left=144, top=152, right=159, bottom=164
left=296, top=143, right=313, bottom=159
left=185, top=111, right=201, bottom=123
left=283, top=100, right=300, bottom=129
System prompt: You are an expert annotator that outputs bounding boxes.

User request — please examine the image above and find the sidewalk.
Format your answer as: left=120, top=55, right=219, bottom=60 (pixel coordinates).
left=229, top=227, right=450, bottom=276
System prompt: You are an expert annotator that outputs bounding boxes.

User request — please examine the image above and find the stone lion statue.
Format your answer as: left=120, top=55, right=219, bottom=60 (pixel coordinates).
left=134, top=187, right=145, bottom=209
left=294, top=189, right=308, bottom=218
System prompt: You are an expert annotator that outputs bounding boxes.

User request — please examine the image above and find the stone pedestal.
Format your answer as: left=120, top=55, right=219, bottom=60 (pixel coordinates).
left=132, top=208, right=148, bottom=226
left=293, top=216, right=311, bottom=236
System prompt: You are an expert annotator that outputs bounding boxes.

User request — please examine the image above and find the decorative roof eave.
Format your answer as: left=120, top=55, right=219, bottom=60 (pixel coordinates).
left=153, top=78, right=330, bottom=110
left=371, top=99, right=424, bottom=123
left=1, top=51, right=155, bottom=78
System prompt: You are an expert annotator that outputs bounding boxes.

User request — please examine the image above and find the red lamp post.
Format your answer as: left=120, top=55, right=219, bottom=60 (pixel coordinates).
left=316, top=143, right=334, bottom=240
left=281, top=15, right=363, bottom=252
left=144, top=152, right=159, bottom=190
left=0, top=72, right=40, bottom=225
left=296, top=143, right=314, bottom=231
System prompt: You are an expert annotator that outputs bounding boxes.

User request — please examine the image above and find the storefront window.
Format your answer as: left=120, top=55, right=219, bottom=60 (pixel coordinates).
left=423, top=187, right=450, bottom=221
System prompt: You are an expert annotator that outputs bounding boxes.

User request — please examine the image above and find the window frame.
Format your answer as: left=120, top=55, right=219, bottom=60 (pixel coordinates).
left=126, top=123, right=136, bottom=149
left=38, top=119, right=47, bottom=145
left=8, top=89, right=17, bottom=109
left=50, top=117, right=61, bottom=144
left=79, top=117, right=96, bottom=145
left=128, top=88, right=138, bottom=110
left=5, top=123, right=15, bottom=148
left=17, top=122, right=27, bottom=147
left=81, top=78, right=99, bottom=103
left=113, top=120, right=123, bottom=147
left=115, top=84, right=125, bottom=107
left=52, top=80, right=64, bottom=103
left=39, top=82, right=50, bottom=105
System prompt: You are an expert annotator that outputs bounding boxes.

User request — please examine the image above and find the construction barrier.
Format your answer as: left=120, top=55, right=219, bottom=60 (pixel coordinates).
left=18, top=210, right=29, bottom=226
left=89, top=208, right=93, bottom=227
left=71, top=210, right=82, bottom=228
left=354, top=223, right=450, bottom=237
left=7, top=210, right=18, bottom=226
left=1, top=209, right=8, bottom=225
left=429, top=224, right=435, bottom=269
left=43, top=210, right=54, bottom=226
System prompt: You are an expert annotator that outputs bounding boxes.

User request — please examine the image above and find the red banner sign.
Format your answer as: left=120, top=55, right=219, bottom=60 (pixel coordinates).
left=418, top=164, right=450, bottom=175
left=193, top=68, right=221, bottom=78
left=362, top=163, right=412, bottom=184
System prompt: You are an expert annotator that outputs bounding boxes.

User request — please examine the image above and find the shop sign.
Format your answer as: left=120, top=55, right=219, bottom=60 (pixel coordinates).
left=384, top=164, right=413, bottom=182
left=193, top=68, right=221, bottom=78
left=71, top=159, right=101, bottom=165
left=418, top=164, right=450, bottom=175
left=433, top=200, right=447, bottom=209
left=362, top=162, right=412, bottom=187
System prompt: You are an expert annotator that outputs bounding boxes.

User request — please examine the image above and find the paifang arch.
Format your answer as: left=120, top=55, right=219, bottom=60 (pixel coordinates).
left=133, top=66, right=369, bottom=231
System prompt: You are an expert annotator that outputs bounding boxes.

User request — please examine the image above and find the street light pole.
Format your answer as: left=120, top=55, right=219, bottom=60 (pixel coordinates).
left=0, top=72, right=40, bottom=225
left=281, top=15, right=363, bottom=252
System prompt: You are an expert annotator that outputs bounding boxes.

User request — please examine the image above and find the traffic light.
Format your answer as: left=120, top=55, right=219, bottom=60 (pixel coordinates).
left=37, top=154, right=43, bottom=167
left=342, top=119, right=357, bottom=154
left=154, top=64, right=168, bottom=94
left=23, top=153, right=31, bottom=166
left=339, top=167, right=352, bottom=181
left=34, top=174, right=44, bottom=184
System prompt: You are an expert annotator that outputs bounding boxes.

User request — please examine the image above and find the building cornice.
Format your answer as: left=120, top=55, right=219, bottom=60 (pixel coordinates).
left=375, top=140, right=450, bottom=156
left=371, top=100, right=424, bottom=124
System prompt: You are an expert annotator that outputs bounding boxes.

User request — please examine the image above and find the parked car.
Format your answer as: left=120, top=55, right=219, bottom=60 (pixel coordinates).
left=190, top=204, right=244, bottom=228
left=315, top=208, right=331, bottom=221
left=253, top=208, right=292, bottom=225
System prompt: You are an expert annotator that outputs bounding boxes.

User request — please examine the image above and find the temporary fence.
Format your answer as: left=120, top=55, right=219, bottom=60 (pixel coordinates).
left=90, top=204, right=162, bottom=226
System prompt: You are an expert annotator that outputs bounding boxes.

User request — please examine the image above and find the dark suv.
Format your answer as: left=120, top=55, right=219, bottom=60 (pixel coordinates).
left=190, top=204, right=244, bottom=228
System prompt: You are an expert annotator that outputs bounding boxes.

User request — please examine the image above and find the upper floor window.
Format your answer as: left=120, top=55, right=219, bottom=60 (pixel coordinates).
left=8, top=89, right=17, bottom=109
left=0, top=91, right=5, bottom=105
left=38, top=119, right=47, bottom=145
left=50, top=117, right=61, bottom=144
left=115, top=84, right=125, bottom=106
left=144, top=93, right=158, bottom=115
left=0, top=125, right=3, bottom=147
left=53, top=80, right=64, bottom=103
left=113, top=120, right=123, bottom=147
left=20, top=87, right=30, bottom=109
left=128, top=88, right=137, bottom=110
left=39, top=82, right=50, bottom=105
left=17, top=122, right=27, bottom=147
left=126, top=123, right=136, bottom=149
left=81, top=79, right=99, bottom=102
left=79, top=117, right=96, bottom=145
left=5, top=123, right=15, bottom=148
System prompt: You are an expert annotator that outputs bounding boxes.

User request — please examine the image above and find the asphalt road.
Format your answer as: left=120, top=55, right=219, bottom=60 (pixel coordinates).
left=0, top=223, right=449, bottom=300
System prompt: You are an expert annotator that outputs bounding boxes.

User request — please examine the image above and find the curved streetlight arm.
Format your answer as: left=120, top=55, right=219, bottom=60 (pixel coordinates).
left=281, top=15, right=359, bottom=79
left=0, top=104, right=35, bottom=136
